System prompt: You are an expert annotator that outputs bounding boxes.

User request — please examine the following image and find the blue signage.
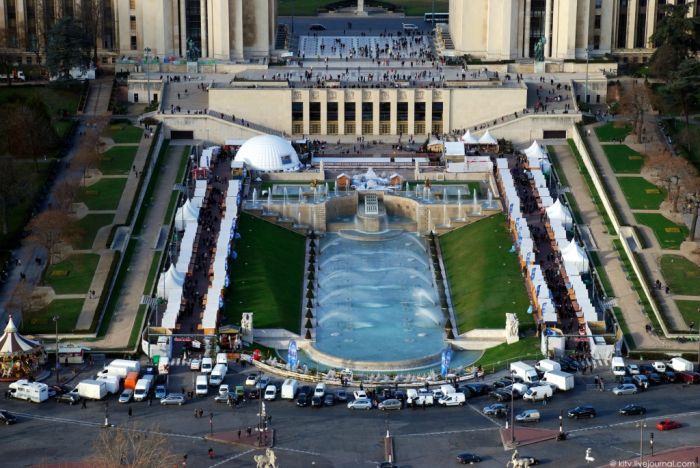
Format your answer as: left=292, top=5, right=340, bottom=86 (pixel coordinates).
left=287, top=340, right=298, bottom=368
left=440, top=347, right=453, bottom=377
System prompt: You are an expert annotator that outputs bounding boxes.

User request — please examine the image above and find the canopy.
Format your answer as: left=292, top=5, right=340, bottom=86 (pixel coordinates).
left=156, top=264, right=185, bottom=299
left=546, top=199, right=573, bottom=230
left=524, top=141, right=546, bottom=159
left=0, top=316, right=41, bottom=355
left=444, top=141, right=465, bottom=157
left=478, top=130, right=497, bottom=145
left=461, top=130, right=479, bottom=144
left=174, top=199, right=200, bottom=231
left=562, top=239, right=590, bottom=274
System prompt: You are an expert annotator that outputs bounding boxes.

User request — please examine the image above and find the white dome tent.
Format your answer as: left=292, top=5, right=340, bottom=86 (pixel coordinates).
left=174, top=199, right=200, bottom=231
left=524, top=140, right=546, bottom=159
left=461, top=130, right=478, bottom=145
left=561, top=239, right=590, bottom=274
left=156, top=264, right=185, bottom=299
left=546, top=199, right=573, bottom=230
left=233, top=134, right=301, bottom=172
left=478, top=130, right=497, bottom=145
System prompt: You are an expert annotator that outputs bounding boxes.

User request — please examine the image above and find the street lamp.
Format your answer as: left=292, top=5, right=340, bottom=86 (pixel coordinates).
left=144, top=47, right=152, bottom=105
left=510, top=370, right=516, bottom=444
left=584, top=46, right=593, bottom=106
left=53, top=315, right=60, bottom=384
left=637, top=419, right=647, bottom=464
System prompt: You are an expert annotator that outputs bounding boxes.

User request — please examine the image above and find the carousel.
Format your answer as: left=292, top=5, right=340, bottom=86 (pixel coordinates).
left=0, top=315, right=46, bottom=381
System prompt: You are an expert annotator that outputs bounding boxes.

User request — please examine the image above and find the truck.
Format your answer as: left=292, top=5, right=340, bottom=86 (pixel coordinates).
left=208, top=364, right=227, bottom=387
left=438, top=392, right=466, bottom=406
left=406, top=389, right=434, bottom=406
left=611, top=357, right=626, bottom=377
left=96, top=374, right=121, bottom=394
left=133, top=375, right=154, bottom=401
left=9, top=380, right=48, bottom=403
left=535, top=359, right=561, bottom=374
left=668, top=357, right=694, bottom=372
left=281, top=379, right=299, bottom=399
left=77, top=380, right=108, bottom=400
left=510, top=361, right=539, bottom=384
left=522, top=385, right=553, bottom=402
left=0, top=70, right=26, bottom=82
left=541, top=370, right=575, bottom=391
left=98, top=359, right=141, bottom=379
left=124, top=371, right=140, bottom=390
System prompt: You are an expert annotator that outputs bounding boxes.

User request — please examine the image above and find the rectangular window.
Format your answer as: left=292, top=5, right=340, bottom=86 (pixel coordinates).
left=344, top=122, right=356, bottom=134
left=414, top=102, right=425, bottom=122
left=415, top=123, right=425, bottom=134
left=431, top=102, right=443, bottom=122
left=309, top=102, right=321, bottom=122
left=344, top=102, right=356, bottom=121
left=362, top=122, right=373, bottom=134
left=635, top=14, right=646, bottom=48
left=292, top=123, right=303, bottom=134
left=327, top=102, right=338, bottom=121
left=292, top=102, right=303, bottom=121
left=397, top=122, right=408, bottom=134
left=379, top=102, right=391, bottom=121
left=310, top=122, right=321, bottom=134
left=397, top=102, right=408, bottom=122
left=594, top=15, right=601, bottom=29
left=130, top=16, right=136, bottom=31
left=379, top=123, right=391, bottom=135
left=326, top=123, right=338, bottom=135
left=595, top=0, right=602, bottom=8
left=431, top=122, right=443, bottom=134
left=130, top=36, right=137, bottom=50
left=594, top=36, right=600, bottom=50
left=362, top=102, right=373, bottom=121
left=129, top=0, right=136, bottom=9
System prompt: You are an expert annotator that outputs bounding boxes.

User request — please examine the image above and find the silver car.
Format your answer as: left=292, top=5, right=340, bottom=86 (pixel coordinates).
left=160, top=393, right=186, bottom=405
left=378, top=399, right=402, bottom=411
left=118, top=389, right=133, bottom=404
left=612, top=384, right=638, bottom=395
left=347, top=398, right=373, bottom=410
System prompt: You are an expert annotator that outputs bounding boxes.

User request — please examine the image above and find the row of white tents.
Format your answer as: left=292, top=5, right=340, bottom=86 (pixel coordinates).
left=460, top=129, right=498, bottom=145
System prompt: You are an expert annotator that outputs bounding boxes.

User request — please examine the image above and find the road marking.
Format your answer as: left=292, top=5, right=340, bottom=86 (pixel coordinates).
left=208, top=448, right=256, bottom=467
left=566, top=409, right=700, bottom=435
left=466, top=402, right=506, bottom=427
left=275, top=446, right=322, bottom=456
left=397, top=427, right=497, bottom=437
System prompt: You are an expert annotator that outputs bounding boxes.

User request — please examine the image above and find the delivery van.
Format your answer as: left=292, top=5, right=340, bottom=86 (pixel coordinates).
left=196, top=375, right=209, bottom=396
left=515, top=409, right=541, bottom=422
left=208, top=364, right=227, bottom=387
left=201, top=357, right=214, bottom=374
left=124, top=371, right=139, bottom=390
left=611, top=357, right=626, bottom=377
left=281, top=379, right=299, bottom=399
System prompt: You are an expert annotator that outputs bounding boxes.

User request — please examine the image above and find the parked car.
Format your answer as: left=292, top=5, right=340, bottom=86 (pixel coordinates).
left=621, top=376, right=635, bottom=385
left=256, top=376, right=271, bottom=390
left=464, top=383, right=491, bottom=396
left=647, top=373, right=662, bottom=384
left=0, top=409, right=17, bottom=425
left=378, top=399, right=402, bottom=411
left=567, top=405, right=596, bottom=419
left=483, top=403, right=508, bottom=417
left=656, top=419, right=682, bottom=431
left=214, top=392, right=238, bottom=404
left=296, top=389, right=312, bottom=407
left=118, top=389, right=134, bottom=404
left=492, top=379, right=511, bottom=389
left=245, top=374, right=260, bottom=386
left=160, top=393, right=185, bottom=406
left=336, top=389, right=349, bottom=402
left=353, top=390, right=368, bottom=400
left=619, top=404, right=646, bottom=416
left=323, top=393, right=336, bottom=406
left=56, top=393, right=81, bottom=405
left=661, top=371, right=677, bottom=383
left=632, top=375, right=649, bottom=390
left=311, top=396, right=323, bottom=408
left=625, top=364, right=640, bottom=375
left=677, top=371, right=700, bottom=384
left=612, top=384, right=638, bottom=395
left=456, top=452, right=482, bottom=464
left=638, top=364, right=655, bottom=375
left=189, top=359, right=201, bottom=371
left=154, top=385, right=167, bottom=399
left=489, top=390, right=512, bottom=402
left=264, top=385, right=277, bottom=401
left=309, top=24, right=326, bottom=31
left=347, top=398, right=373, bottom=410
left=514, top=456, right=540, bottom=465
left=515, top=409, right=541, bottom=423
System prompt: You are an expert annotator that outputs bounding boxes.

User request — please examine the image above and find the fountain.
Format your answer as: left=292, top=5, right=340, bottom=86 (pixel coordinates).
left=313, top=187, right=319, bottom=203
left=415, top=184, right=421, bottom=198
left=472, top=189, right=480, bottom=215
left=443, top=203, right=450, bottom=228
left=266, top=191, right=273, bottom=214
left=325, top=183, right=330, bottom=199
left=252, top=188, right=258, bottom=206
left=334, top=183, right=338, bottom=197
left=456, top=189, right=464, bottom=221
left=282, top=187, right=289, bottom=220
left=298, top=187, right=303, bottom=204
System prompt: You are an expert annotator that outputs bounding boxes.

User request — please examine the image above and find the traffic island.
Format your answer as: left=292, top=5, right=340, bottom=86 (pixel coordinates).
left=499, top=426, right=561, bottom=449
left=206, top=428, right=274, bottom=448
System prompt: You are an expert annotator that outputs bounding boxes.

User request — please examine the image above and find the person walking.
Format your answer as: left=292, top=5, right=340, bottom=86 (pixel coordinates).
left=82, top=399, right=87, bottom=409
left=128, top=407, right=132, bottom=418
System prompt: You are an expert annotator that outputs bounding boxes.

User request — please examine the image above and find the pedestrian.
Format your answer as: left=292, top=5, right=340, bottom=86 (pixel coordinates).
left=148, top=397, right=152, bottom=407
left=359, top=381, right=363, bottom=391
left=208, top=448, right=215, bottom=459
left=128, top=406, right=132, bottom=418
left=82, top=399, right=87, bottom=409
left=194, top=408, right=199, bottom=418
left=247, top=426, right=252, bottom=436
left=238, top=429, right=241, bottom=438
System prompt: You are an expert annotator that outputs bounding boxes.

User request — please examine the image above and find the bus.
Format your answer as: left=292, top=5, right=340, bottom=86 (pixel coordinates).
left=424, top=12, right=449, bottom=24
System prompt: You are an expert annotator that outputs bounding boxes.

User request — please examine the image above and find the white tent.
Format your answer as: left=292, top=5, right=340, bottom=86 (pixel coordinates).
left=461, top=130, right=479, bottom=144
left=546, top=199, right=573, bottom=230
left=478, top=130, right=497, bottom=145
left=562, top=240, right=590, bottom=274
left=174, top=199, right=200, bottom=231
left=444, top=141, right=466, bottom=157
left=156, top=264, right=185, bottom=299
left=524, top=141, right=546, bottom=159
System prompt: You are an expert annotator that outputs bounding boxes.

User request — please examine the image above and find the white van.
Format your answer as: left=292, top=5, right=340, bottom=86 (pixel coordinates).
left=133, top=375, right=153, bottom=401
left=281, top=379, right=299, bottom=399
left=438, top=392, right=465, bottom=406
left=522, top=385, right=553, bottom=402
left=264, top=384, right=277, bottom=401
left=611, top=357, right=626, bottom=377
left=196, top=375, right=209, bottom=396
left=201, top=357, right=214, bottom=374
left=216, top=353, right=228, bottom=367
left=515, top=409, right=541, bottom=422
left=208, top=364, right=227, bottom=387
left=314, top=383, right=326, bottom=397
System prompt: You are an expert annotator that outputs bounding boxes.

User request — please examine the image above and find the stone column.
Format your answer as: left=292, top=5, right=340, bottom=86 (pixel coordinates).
left=16, top=0, right=26, bottom=51
left=523, top=0, right=531, bottom=57
left=407, top=90, right=415, bottom=137
left=424, top=92, right=433, bottom=136
left=442, top=92, right=450, bottom=135
left=337, top=93, right=345, bottom=136
left=544, top=0, right=553, bottom=58
left=320, top=91, right=328, bottom=136
left=355, top=94, right=362, bottom=137
left=645, top=0, right=657, bottom=49
left=357, top=0, right=364, bottom=14
left=200, top=0, right=208, bottom=57
left=372, top=91, right=380, bottom=136
left=626, top=0, right=638, bottom=49
left=0, top=1, right=6, bottom=48
left=302, top=92, right=310, bottom=136
left=234, top=0, right=243, bottom=59
left=389, top=92, right=398, bottom=136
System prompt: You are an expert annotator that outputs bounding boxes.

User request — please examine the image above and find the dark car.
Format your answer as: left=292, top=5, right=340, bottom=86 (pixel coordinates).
left=633, top=374, right=649, bottom=390
left=489, top=390, right=512, bottom=402
left=309, top=24, right=326, bottom=31
left=568, top=405, right=596, bottom=419
left=56, top=393, right=81, bottom=405
left=336, top=389, right=349, bottom=402
left=296, top=390, right=312, bottom=408
left=558, top=358, right=579, bottom=372
left=311, top=396, right=323, bottom=408
left=456, top=387, right=473, bottom=399
left=394, top=389, right=407, bottom=401
left=492, top=379, right=511, bottom=389
left=0, top=410, right=17, bottom=425
left=619, top=404, right=647, bottom=416
left=621, top=376, right=635, bottom=385
left=662, top=370, right=677, bottom=383
left=647, top=373, right=662, bottom=384
left=465, top=383, right=491, bottom=396
left=456, top=452, right=482, bottom=464
left=677, top=371, right=700, bottom=384
left=323, top=393, right=336, bottom=406
left=638, top=364, right=655, bottom=375
left=246, top=389, right=260, bottom=400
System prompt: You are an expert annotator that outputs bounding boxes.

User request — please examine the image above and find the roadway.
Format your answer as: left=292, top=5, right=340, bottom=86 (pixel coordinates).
left=2, top=362, right=700, bottom=467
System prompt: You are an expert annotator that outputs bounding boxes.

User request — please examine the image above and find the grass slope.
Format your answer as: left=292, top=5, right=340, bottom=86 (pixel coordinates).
left=80, top=178, right=127, bottom=211
left=660, top=255, right=700, bottom=296
left=224, top=213, right=306, bottom=331
left=675, top=300, right=700, bottom=331
left=602, top=145, right=644, bottom=173
left=22, top=298, right=84, bottom=334
left=74, top=214, right=114, bottom=250
left=617, top=177, right=667, bottom=210
left=44, top=254, right=100, bottom=294
left=634, top=213, right=688, bottom=250
left=440, top=213, right=531, bottom=332
left=99, top=146, right=138, bottom=175
left=595, top=122, right=632, bottom=142
left=105, top=123, right=144, bottom=144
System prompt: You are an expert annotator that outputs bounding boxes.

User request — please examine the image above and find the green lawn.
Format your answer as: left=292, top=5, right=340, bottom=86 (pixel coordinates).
left=634, top=213, right=688, bottom=250
left=595, top=122, right=633, bottom=142
left=44, top=254, right=100, bottom=294
left=224, top=213, right=306, bottom=331
left=440, top=213, right=532, bottom=332
left=660, top=255, right=700, bottom=296
left=0, top=85, right=81, bottom=118
left=105, top=123, right=144, bottom=144
left=74, top=213, right=114, bottom=249
left=676, top=300, right=700, bottom=331
left=617, top=177, right=667, bottom=210
left=22, top=299, right=84, bottom=334
left=602, top=145, right=644, bottom=173
left=277, top=0, right=448, bottom=15
left=79, top=178, right=127, bottom=211
left=473, top=336, right=541, bottom=372
left=99, top=146, right=138, bottom=175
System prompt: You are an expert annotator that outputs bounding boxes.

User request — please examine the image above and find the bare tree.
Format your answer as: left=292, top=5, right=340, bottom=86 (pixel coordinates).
left=73, top=128, right=103, bottom=185
left=79, top=0, right=107, bottom=67
left=618, top=82, right=650, bottom=144
left=53, top=178, right=82, bottom=212
left=26, top=210, right=79, bottom=265
left=2, top=99, right=58, bottom=171
left=90, top=423, right=180, bottom=468
left=8, top=282, right=36, bottom=324
left=646, top=151, right=695, bottom=212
